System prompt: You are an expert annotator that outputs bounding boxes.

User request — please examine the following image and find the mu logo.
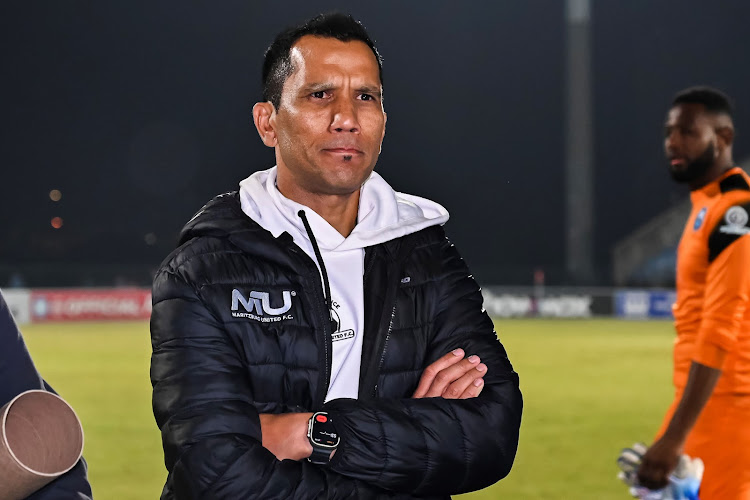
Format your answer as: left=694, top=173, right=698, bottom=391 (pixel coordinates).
left=232, top=288, right=297, bottom=316
left=231, top=289, right=295, bottom=321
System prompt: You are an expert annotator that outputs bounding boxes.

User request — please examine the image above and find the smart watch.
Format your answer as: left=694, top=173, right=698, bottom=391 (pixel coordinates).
left=307, top=411, right=340, bottom=465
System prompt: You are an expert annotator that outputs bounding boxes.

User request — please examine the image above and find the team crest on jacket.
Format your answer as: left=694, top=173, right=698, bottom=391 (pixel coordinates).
left=231, top=289, right=295, bottom=322
left=330, top=308, right=354, bottom=342
left=693, top=207, right=707, bottom=230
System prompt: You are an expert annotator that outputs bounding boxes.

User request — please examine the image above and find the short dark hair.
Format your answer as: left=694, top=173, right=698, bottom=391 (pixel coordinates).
left=261, top=13, right=383, bottom=109
left=672, top=86, right=733, bottom=117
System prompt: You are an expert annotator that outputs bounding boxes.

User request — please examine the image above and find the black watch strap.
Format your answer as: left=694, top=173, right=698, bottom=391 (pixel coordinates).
left=308, top=446, right=332, bottom=465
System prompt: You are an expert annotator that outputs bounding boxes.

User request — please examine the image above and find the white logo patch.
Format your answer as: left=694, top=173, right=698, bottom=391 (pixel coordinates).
left=719, top=206, right=750, bottom=235
left=231, top=289, right=295, bottom=322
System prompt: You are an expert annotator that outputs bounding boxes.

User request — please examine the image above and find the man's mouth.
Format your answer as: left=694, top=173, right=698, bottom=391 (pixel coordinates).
left=670, top=158, right=686, bottom=167
left=324, top=148, right=362, bottom=154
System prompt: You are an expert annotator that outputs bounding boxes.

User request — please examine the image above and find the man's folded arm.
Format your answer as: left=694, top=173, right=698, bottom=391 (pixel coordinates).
left=150, top=269, right=407, bottom=499
left=324, top=237, right=522, bottom=496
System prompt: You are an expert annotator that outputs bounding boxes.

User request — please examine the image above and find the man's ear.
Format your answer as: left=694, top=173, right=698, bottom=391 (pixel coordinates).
left=379, top=112, right=387, bottom=153
left=252, top=102, right=278, bottom=148
left=716, top=125, right=735, bottom=150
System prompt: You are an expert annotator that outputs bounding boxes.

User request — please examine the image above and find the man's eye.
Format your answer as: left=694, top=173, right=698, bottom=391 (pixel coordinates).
left=311, top=91, right=327, bottom=99
left=359, top=94, right=374, bottom=101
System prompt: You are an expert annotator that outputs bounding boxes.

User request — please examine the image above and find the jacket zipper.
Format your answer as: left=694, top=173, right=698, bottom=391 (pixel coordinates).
left=369, top=237, right=419, bottom=398
left=316, top=279, right=332, bottom=407
left=287, top=245, right=331, bottom=408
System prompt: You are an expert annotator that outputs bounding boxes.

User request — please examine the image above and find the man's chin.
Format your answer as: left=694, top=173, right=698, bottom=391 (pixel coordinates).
left=668, top=163, right=713, bottom=184
left=669, top=167, right=692, bottom=183
left=325, top=167, right=374, bottom=191
left=310, top=176, right=368, bottom=197
left=325, top=179, right=369, bottom=196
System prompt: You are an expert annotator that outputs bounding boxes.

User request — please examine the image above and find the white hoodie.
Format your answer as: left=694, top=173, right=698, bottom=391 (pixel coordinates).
left=239, top=167, right=449, bottom=401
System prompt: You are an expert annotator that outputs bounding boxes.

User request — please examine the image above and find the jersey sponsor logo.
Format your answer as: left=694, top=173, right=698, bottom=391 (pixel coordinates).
left=719, top=205, right=750, bottom=235
left=693, top=207, right=707, bottom=230
left=231, top=289, right=295, bottom=322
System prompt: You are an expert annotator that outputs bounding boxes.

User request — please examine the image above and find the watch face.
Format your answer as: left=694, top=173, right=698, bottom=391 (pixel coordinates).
left=309, top=412, right=340, bottom=448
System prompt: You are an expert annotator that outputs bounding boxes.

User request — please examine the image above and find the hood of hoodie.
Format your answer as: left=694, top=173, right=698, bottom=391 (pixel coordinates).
left=238, top=167, right=449, bottom=253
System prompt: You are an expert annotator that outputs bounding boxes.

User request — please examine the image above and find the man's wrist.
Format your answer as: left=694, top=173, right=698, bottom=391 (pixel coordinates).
left=259, top=412, right=313, bottom=461
left=295, top=412, right=314, bottom=459
left=300, top=413, right=314, bottom=458
left=660, top=426, right=688, bottom=449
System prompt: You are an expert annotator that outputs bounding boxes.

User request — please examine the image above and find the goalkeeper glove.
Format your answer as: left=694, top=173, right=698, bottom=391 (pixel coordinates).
left=617, top=442, right=703, bottom=500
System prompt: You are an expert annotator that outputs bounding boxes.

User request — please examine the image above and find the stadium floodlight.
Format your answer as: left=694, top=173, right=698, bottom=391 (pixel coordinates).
left=565, top=0, right=594, bottom=283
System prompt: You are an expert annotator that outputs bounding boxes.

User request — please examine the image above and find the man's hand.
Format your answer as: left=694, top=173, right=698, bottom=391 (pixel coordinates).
left=259, top=412, right=313, bottom=461
left=636, top=436, right=682, bottom=490
left=412, top=348, right=486, bottom=399
left=637, top=361, right=721, bottom=490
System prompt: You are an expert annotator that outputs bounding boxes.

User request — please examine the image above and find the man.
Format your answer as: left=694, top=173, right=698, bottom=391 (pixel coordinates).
left=637, top=87, right=750, bottom=498
left=0, top=290, right=93, bottom=499
left=150, top=12, right=522, bottom=500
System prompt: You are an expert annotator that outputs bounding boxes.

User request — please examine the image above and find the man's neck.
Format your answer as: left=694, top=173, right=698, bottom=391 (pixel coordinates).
left=688, top=157, right=734, bottom=191
left=302, top=192, right=360, bottom=237
left=277, top=182, right=360, bottom=237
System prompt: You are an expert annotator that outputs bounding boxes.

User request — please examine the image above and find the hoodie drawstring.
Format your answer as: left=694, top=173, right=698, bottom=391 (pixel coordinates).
left=298, top=210, right=336, bottom=331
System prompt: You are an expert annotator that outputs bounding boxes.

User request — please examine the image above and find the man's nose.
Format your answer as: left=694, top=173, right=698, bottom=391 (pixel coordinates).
left=330, top=98, right=360, bottom=133
left=665, top=130, right=680, bottom=153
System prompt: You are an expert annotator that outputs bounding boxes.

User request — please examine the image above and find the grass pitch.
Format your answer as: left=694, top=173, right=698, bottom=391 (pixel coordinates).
left=20, top=319, right=675, bottom=499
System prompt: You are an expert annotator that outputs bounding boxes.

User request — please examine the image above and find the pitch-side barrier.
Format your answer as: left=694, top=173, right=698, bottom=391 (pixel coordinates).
left=0, top=286, right=676, bottom=324
left=1, top=288, right=151, bottom=325
left=481, top=286, right=675, bottom=319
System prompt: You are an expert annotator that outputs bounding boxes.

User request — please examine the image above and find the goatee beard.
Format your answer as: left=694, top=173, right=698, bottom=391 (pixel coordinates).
left=669, top=143, right=715, bottom=184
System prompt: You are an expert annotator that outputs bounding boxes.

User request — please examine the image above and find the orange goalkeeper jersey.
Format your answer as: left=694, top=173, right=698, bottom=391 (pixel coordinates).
left=672, top=167, right=750, bottom=394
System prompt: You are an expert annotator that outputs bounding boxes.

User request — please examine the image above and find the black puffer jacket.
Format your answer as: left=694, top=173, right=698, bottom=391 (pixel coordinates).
left=150, top=192, right=522, bottom=499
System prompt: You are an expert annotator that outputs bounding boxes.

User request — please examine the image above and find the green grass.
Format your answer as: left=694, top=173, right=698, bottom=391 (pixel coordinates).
left=21, top=321, right=164, bottom=500
left=21, top=319, right=677, bottom=499
left=460, top=319, right=675, bottom=500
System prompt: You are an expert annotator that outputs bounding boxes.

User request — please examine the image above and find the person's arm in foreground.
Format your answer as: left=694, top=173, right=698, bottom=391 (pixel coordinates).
left=0, top=291, right=93, bottom=500
left=638, top=232, right=750, bottom=489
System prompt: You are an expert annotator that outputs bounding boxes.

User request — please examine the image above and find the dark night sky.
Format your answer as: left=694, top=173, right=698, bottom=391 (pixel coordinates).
left=1, top=1, right=749, bottom=287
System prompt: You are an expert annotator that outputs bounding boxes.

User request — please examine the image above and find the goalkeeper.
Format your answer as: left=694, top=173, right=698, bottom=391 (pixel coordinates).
left=636, top=87, right=750, bottom=498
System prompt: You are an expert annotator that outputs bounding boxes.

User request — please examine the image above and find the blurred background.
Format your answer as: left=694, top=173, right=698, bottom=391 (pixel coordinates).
left=3, top=0, right=749, bottom=289
left=3, top=1, right=749, bottom=498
